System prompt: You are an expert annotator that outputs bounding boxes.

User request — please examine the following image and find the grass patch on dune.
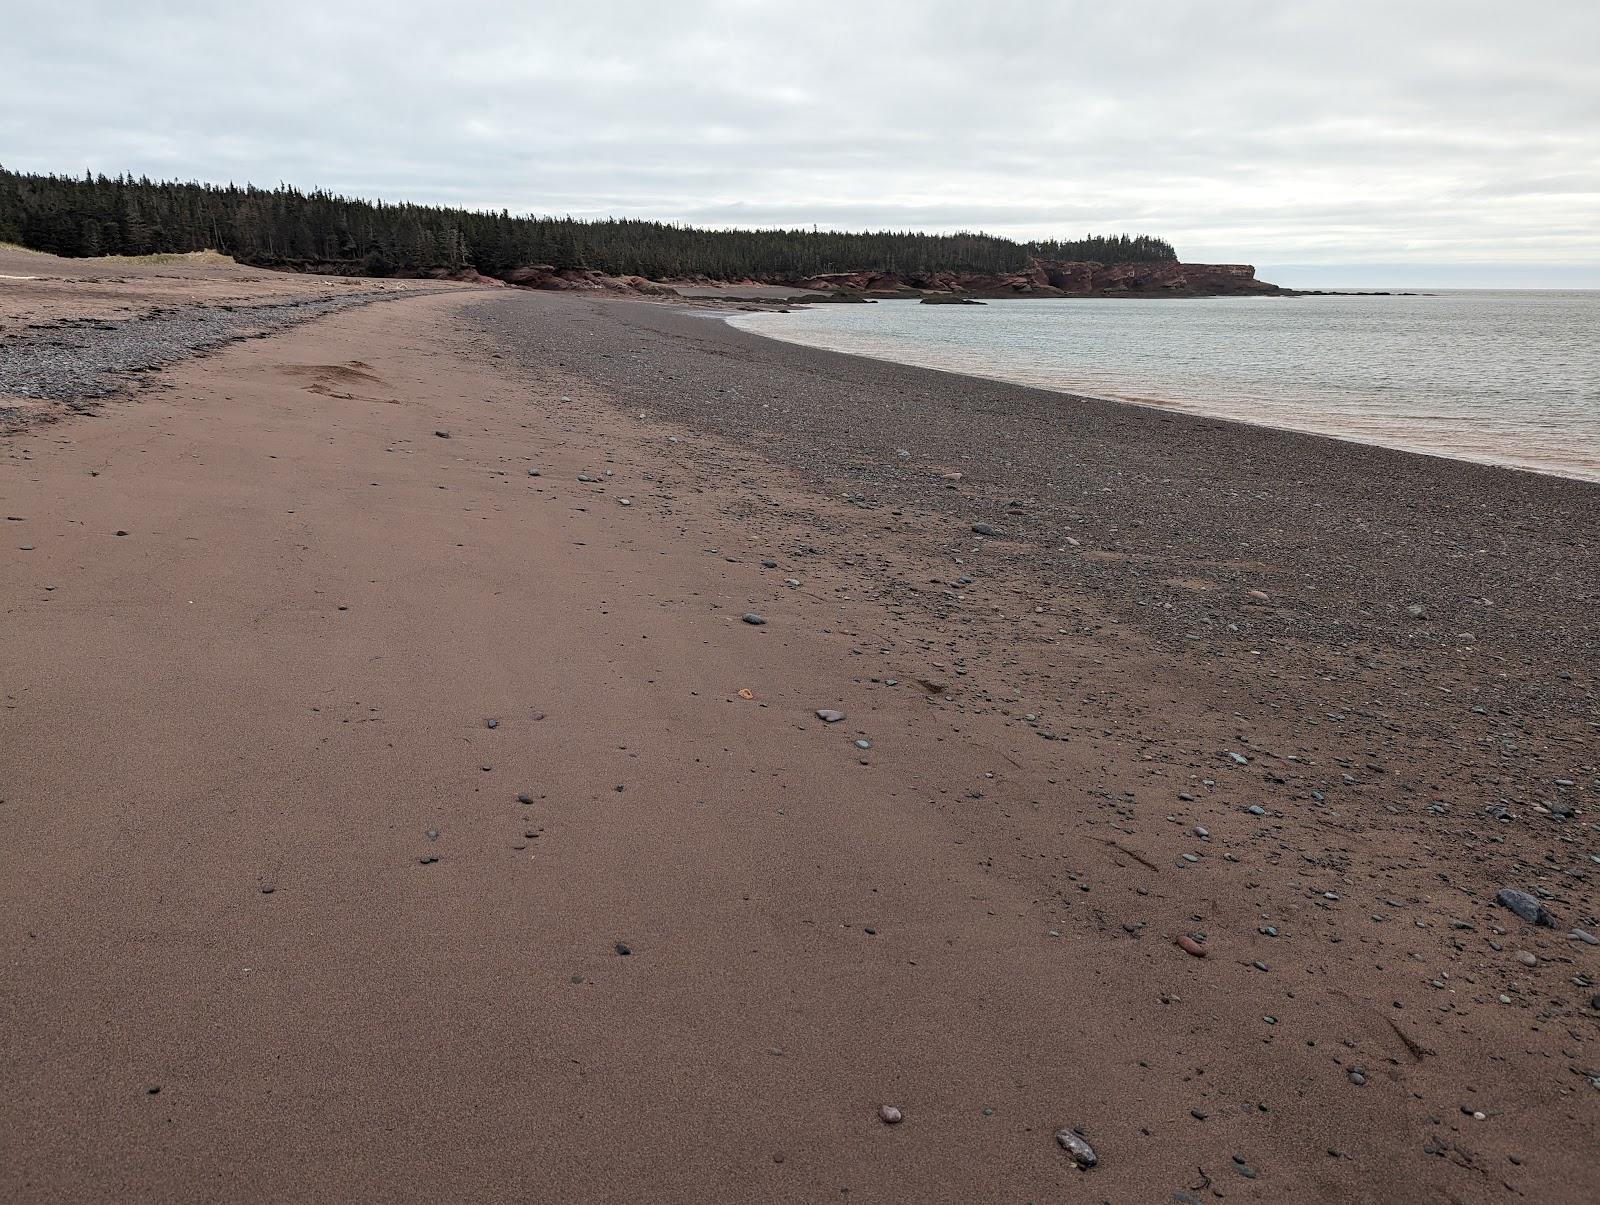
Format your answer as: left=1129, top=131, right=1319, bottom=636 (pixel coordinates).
left=0, top=243, right=237, bottom=266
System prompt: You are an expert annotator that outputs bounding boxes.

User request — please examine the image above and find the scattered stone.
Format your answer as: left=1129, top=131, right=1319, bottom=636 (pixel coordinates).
left=854, top=739, right=872, bottom=750
left=741, top=612, right=766, bottom=625
left=971, top=522, right=1004, bottom=537
left=878, top=1105, right=903, bottom=1125
left=614, top=942, right=631, bottom=956
left=1496, top=888, right=1556, bottom=927
left=816, top=709, right=846, bottom=723
left=486, top=718, right=498, bottom=729
left=434, top=430, right=450, bottom=439
left=1570, top=928, right=1599, bottom=946
left=1177, top=934, right=1208, bottom=958
left=1054, top=1128, right=1098, bottom=1168
left=1515, top=951, right=1537, bottom=967
left=259, top=884, right=275, bottom=894
left=419, top=855, right=438, bottom=865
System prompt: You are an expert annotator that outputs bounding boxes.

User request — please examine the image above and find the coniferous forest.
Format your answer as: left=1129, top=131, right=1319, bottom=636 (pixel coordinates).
left=0, top=167, right=1179, bottom=280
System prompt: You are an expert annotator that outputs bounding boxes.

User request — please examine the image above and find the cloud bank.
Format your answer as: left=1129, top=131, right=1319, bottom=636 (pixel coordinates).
left=5, top=0, right=1597, bottom=284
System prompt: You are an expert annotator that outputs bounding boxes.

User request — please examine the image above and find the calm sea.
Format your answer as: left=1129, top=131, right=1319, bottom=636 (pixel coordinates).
left=726, top=291, right=1600, bottom=483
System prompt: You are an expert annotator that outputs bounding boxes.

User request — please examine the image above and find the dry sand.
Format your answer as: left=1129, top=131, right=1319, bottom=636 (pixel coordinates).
left=2, top=263, right=1596, bottom=1202
left=0, top=244, right=438, bottom=329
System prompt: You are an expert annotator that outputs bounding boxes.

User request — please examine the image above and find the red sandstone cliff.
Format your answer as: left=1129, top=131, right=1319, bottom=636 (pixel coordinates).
left=792, top=259, right=1278, bottom=297
left=494, top=258, right=1281, bottom=299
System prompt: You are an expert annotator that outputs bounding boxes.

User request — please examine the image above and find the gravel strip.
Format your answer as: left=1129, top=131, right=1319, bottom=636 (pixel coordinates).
left=0, top=290, right=431, bottom=411
left=467, top=290, right=1600, bottom=676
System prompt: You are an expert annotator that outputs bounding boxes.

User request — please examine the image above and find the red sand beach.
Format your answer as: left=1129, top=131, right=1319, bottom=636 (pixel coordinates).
left=3, top=254, right=1597, bottom=1202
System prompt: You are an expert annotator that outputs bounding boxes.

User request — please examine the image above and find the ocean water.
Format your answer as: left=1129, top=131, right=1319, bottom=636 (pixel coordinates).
left=726, top=292, right=1600, bottom=483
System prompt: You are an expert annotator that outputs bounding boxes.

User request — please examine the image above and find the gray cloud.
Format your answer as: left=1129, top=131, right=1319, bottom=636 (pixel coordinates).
left=4, top=0, right=1597, bottom=284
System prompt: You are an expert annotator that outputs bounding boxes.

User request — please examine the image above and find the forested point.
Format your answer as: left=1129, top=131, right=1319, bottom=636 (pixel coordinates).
left=0, top=167, right=1179, bottom=280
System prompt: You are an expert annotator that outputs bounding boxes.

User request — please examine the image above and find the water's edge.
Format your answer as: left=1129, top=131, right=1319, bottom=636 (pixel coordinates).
left=721, top=296, right=1600, bottom=485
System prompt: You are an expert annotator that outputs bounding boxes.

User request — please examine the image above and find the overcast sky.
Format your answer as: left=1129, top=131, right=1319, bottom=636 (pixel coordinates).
left=5, top=0, right=1597, bottom=285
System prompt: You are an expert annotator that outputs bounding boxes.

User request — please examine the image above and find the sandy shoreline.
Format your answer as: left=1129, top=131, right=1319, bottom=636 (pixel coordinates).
left=2, top=272, right=1596, bottom=1201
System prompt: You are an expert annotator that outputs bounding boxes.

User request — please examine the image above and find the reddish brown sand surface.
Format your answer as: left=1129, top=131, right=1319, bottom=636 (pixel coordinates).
left=2, top=264, right=1597, bottom=1202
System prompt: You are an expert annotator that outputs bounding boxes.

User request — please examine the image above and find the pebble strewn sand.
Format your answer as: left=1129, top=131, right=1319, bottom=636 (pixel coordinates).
left=1, top=270, right=1596, bottom=1202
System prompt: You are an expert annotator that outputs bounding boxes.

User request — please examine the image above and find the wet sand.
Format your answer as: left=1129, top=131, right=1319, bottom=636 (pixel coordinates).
left=2, top=276, right=1597, bottom=1202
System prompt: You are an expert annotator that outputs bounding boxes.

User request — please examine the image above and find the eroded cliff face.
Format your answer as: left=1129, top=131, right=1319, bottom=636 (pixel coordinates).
left=493, top=259, right=1282, bottom=298
left=793, top=259, right=1279, bottom=297
left=498, top=265, right=680, bottom=294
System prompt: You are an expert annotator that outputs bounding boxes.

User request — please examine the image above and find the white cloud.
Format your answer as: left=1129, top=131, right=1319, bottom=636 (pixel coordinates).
left=3, top=0, right=1596, bottom=284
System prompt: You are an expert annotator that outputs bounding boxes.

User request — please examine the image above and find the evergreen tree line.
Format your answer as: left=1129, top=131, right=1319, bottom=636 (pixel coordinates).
left=0, top=167, right=1179, bottom=280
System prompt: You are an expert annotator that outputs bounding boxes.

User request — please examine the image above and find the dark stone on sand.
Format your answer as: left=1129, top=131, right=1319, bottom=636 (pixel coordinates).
left=1496, top=888, right=1556, bottom=927
left=434, top=430, right=450, bottom=438
left=742, top=612, right=766, bottom=625
left=971, top=522, right=1004, bottom=537
left=1054, top=1128, right=1097, bottom=1167
left=419, top=855, right=438, bottom=865
left=486, top=718, right=498, bottom=728
left=614, top=942, right=631, bottom=956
